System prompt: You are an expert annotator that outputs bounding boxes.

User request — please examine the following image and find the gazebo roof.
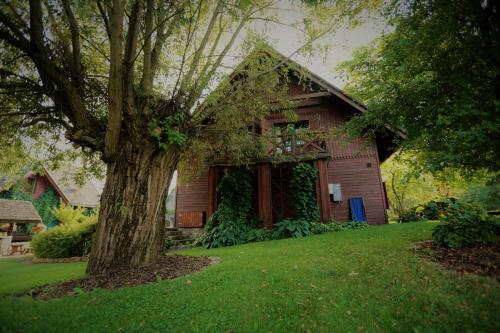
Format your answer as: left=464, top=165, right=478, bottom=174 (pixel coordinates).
left=0, top=199, right=42, bottom=224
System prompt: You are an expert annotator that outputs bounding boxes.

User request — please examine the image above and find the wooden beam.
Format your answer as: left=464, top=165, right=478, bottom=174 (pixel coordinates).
left=314, top=159, right=331, bottom=223
left=257, top=163, right=273, bottom=229
left=287, top=91, right=331, bottom=101
left=207, top=166, right=218, bottom=219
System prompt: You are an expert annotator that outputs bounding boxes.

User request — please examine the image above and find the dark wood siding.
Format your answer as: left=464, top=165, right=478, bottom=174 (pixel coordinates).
left=176, top=76, right=388, bottom=225
left=175, top=172, right=209, bottom=226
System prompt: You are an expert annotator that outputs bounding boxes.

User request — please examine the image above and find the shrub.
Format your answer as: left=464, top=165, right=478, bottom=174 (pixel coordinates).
left=273, top=219, right=311, bottom=238
left=340, top=221, right=368, bottom=230
left=400, top=198, right=458, bottom=222
left=310, top=220, right=344, bottom=234
left=432, top=202, right=496, bottom=248
left=163, top=238, right=174, bottom=252
left=50, top=202, right=88, bottom=225
left=246, top=228, right=274, bottom=242
left=31, top=221, right=97, bottom=258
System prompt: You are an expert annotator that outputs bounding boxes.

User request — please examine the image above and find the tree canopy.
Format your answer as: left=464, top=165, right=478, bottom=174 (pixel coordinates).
left=337, top=0, right=499, bottom=173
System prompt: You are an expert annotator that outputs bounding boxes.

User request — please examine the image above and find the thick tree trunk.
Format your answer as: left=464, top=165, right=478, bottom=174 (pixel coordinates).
left=87, top=143, right=178, bottom=275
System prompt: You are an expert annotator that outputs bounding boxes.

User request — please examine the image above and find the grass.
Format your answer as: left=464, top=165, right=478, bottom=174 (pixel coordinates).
left=0, top=259, right=86, bottom=295
left=0, top=222, right=499, bottom=332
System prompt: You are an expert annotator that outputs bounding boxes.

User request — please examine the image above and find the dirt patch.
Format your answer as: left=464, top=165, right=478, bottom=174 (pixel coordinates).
left=415, top=240, right=500, bottom=280
left=20, top=255, right=214, bottom=299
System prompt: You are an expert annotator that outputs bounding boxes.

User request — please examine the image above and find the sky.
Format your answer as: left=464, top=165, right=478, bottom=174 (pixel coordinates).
left=262, top=8, right=388, bottom=88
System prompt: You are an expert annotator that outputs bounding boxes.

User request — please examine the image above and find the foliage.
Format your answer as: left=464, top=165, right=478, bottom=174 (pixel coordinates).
left=49, top=202, right=97, bottom=225
left=338, top=0, right=500, bottom=173
left=163, top=238, right=174, bottom=252
left=290, top=163, right=320, bottom=222
left=340, top=221, right=368, bottom=230
left=310, top=220, right=344, bottom=234
left=273, top=219, right=311, bottom=238
left=32, top=189, right=59, bottom=227
left=400, top=198, right=458, bottom=223
left=0, top=187, right=32, bottom=201
left=245, top=228, right=275, bottom=242
left=432, top=203, right=497, bottom=249
left=382, top=153, right=500, bottom=221
left=460, top=181, right=500, bottom=212
left=31, top=221, right=97, bottom=259
left=196, top=168, right=253, bottom=248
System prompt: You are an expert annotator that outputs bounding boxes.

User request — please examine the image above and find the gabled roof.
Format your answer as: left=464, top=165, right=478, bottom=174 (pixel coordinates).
left=26, top=165, right=101, bottom=208
left=0, top=199, right=42, bottom=224
left=228, top=47, right=403, bottom=161
left=258, top=48, right=370, bottom=113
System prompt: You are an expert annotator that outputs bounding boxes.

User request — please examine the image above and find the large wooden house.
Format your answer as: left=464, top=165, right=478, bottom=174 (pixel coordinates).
left=175, top=50, right=398, bottom=230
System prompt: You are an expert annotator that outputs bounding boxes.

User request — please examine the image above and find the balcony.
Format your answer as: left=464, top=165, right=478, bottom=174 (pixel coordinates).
left=265, top=131, right=329, bottom=161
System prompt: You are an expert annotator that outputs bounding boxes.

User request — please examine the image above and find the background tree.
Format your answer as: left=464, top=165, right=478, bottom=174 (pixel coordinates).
left=0, top=0, right=380, bottom=274
left=382, top=153, right=500, bottom=221
left=337, top=0, right=499, bottom=174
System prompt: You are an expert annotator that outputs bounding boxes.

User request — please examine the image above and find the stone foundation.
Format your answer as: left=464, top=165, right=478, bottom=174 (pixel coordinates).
left=179, top=228, right=205, bottom=239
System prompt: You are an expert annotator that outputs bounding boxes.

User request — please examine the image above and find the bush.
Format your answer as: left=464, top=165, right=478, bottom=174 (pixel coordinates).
left=340, top=221, right=368, bottom=230
left=163, top=238, right=174, bottom=252
left=273, top=219, right=311, bottom=238
left=31, top=221, right=97, bottom=258
left=50, top=202, right=89, bottom=225
left=310, top=220, right=344, bottom=234
left=432, top=202, right=496, bottom=248
left=400, top=198, right=458, bottom=222
left=246, top=228, right=275, bottom=242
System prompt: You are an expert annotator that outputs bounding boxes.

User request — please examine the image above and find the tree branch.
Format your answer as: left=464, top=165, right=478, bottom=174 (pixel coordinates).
left=140, top=0, right=154, bottom=96
left=97, top=0, right=111, bottom=39
left=180, top=1, right=223, bottom=94
left=103, top=0, right=125, bottom=160
left=61, top=0, right=83, bottom=88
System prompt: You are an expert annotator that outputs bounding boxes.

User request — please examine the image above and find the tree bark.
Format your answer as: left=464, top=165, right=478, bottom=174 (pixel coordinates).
left=87, top=142, right=178, bottom=274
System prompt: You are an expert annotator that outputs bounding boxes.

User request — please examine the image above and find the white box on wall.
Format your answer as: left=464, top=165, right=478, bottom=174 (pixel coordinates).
left=329, top=183, right=342, bottom=202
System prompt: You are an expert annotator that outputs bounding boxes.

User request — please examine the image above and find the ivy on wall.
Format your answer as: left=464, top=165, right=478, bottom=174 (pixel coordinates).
left=33, top=189, right=59, bottom=227
left=197, top=167, right=254, bottom=248
left=290, top=162, right=320, bottom=222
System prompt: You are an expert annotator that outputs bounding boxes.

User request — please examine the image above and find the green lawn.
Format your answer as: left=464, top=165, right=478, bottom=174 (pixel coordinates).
left=0, top=222, right=498, bottom=332
left=0, top=259, right=86, bottom=295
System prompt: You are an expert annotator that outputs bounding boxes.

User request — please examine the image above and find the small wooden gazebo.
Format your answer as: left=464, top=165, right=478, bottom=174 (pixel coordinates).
left=0, top=199, right=42, bottom=255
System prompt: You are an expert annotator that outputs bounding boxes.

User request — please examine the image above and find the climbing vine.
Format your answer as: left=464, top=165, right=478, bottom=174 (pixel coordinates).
left=290, top=162, right=320, bottom=222
left=196, top=167, right=254, bottom=248
left=33, top=189, right=59, bottom=227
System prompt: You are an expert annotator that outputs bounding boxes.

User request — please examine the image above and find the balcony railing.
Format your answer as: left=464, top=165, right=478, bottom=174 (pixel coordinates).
left=211, top=130, right=329, bottom=166
left=267, top=131, right=328, bottom=158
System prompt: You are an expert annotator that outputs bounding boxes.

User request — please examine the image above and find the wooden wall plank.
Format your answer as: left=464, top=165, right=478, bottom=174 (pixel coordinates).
left=257, top=163, right=273, bottom=229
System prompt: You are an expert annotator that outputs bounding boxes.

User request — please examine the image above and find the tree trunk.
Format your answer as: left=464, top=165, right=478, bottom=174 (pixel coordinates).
left=87, top=143, right=178, bottom=275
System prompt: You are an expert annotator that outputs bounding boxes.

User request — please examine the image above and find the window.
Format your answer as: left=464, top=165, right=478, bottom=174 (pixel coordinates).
left=273, top=121, right=309, bottom=153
